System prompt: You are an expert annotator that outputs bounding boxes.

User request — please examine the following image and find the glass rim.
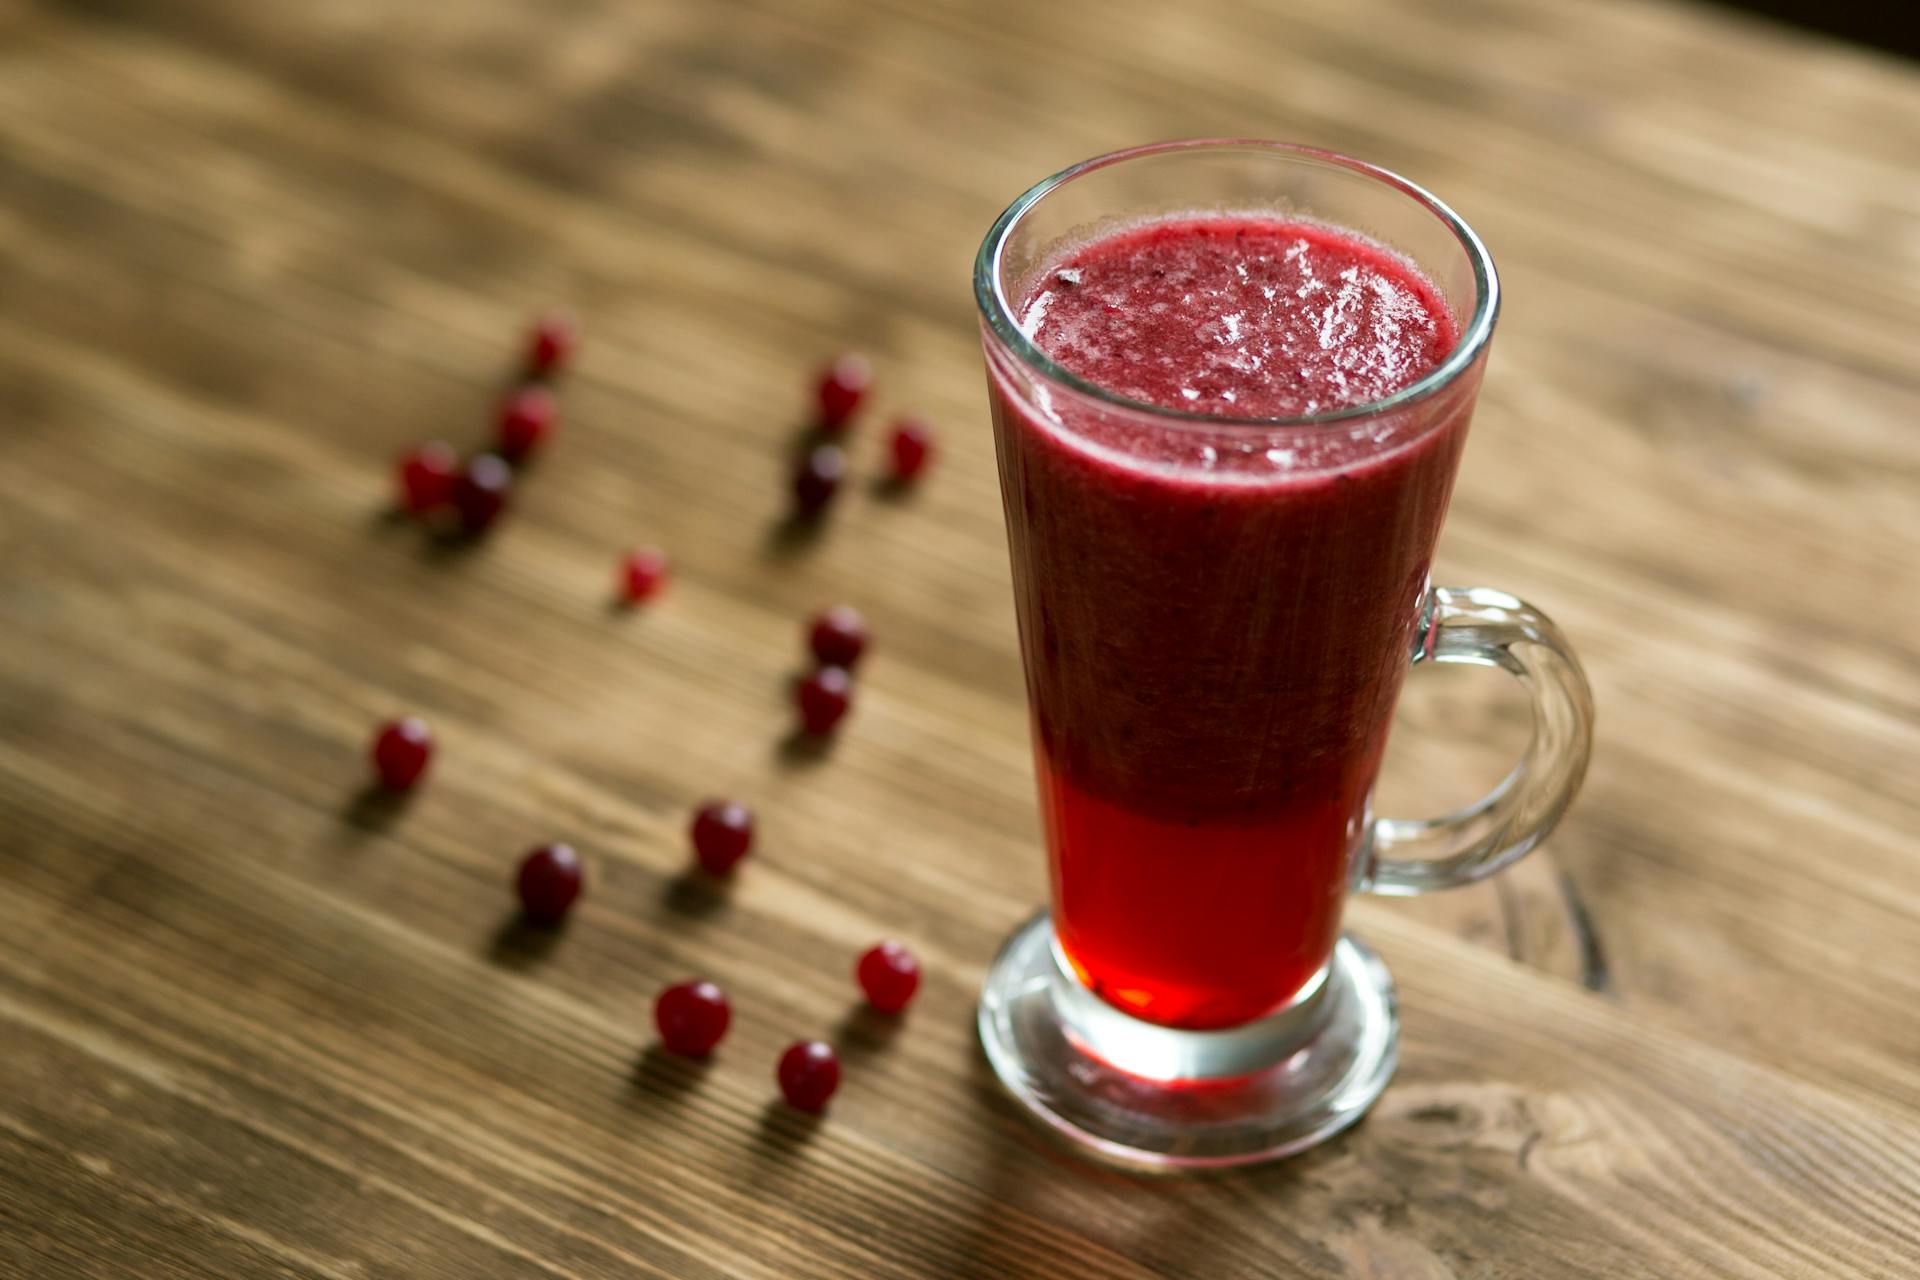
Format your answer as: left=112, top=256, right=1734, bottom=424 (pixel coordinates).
left=972, top=139, right=1500, bottom=430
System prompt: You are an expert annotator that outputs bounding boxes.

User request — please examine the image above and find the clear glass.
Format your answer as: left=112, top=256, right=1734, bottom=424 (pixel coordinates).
left=974, top=140, right=1594, bottom=1169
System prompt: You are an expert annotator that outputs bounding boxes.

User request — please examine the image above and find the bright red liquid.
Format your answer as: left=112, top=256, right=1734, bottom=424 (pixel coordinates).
left=987, top=216, right=1477, bottom=1030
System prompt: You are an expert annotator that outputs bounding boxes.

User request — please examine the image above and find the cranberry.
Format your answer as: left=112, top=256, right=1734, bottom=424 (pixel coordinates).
left=397, top=441, right=459, bottom=514
left=619, top=546, right=669, bottom=604
left=888, top=417, right=934, bottom=482
left=792, top=444, right=846, bottom=516
left=655, top=980, right=731, bottom=1057
left=453, top=453, right=513, bottom=534
left=516, top=843, right=583, bottom=926
left=690, top=800, right=754, bottom=876
left=371, top=717, right=433, bottom=790
left=815, top=354, right=870, bottom=430
left=777, top=1040, right=841, bottom=1112
left=496, top=385, right=558, bottom=461
left=796, top=666, right=852, bottom=736
left=527, top=310, right=578, bottom=377
left=856, top=941, right=921, bottom=1014
left=808, top=606, right=869, bottom=669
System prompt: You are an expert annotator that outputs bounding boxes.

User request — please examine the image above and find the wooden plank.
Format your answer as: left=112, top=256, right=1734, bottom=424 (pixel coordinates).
left=5, top=2, right=1918, bottom=1106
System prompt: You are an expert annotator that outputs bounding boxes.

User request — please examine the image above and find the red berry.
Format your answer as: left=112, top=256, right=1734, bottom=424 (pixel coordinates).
left=816, top=354, right=870, bottom=430
left=527, top=310, right=578, bottom=376
left=796, top=666, right=853, bottom=736
left=516, top=843, right=583, bottom=926
left=793, top=444, right=846, bottom=516
left=454, top=453, right=513, bottom=534
left=619, top=546, right=669, bottom=604
left=777, top=1040, right=841, bottom=1112
left=690, top=800, right=754, bottom=875
left=889, top=417, right=934, bottom=482
left=808, top=606, right=869, bottom=669
left=856, top=941, right=921, bottom=1014
left=397, top=441, right=459, bottom=514
left=371, top=717, right=433, bottom=790
left=655, top=980, right=731, bottom=1057
left=497, top=385, right=558, bottom=461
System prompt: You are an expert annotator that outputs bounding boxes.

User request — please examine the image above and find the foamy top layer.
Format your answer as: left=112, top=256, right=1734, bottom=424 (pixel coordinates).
left=1019, top=216, right=1457, bottom=420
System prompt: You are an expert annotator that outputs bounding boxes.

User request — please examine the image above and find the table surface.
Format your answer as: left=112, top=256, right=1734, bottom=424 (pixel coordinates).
left=3, top=0, right=1918, bottom=1275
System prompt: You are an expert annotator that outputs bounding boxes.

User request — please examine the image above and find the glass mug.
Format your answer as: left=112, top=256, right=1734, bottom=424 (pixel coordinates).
left=973, top=141, right=1594, bottom=1169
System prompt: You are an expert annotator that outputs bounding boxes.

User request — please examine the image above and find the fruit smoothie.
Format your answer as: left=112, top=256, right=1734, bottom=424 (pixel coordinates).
left=985, top=215, right=1475, bottom=1030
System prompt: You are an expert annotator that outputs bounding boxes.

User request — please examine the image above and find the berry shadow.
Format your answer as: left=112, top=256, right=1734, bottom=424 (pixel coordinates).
left=761, top=418, right=846, bottom=558
left=506, top=362, right=557, bottom=391
left=659, top=868, right=731, bottom=920
left=868, top=474, right=915, bottom=503
left=775, top=727, right=835, bottom=767
left=487, top=909, right=565, bottom=969
left=774, top=670, right=840, bottom=767
left=340, top=782, right=414, bottom=834
left=368, top=503, right=415, bottom=533
left=628, top=1043, right=713, bottom=1105
left=419, top=525, right=493, bottom=564
left=753, top=1098, right=825, bottom=1157
left=762, top=510, right=828, bottom=559
left=785, top=417, right=841, bottom=456
left=831, top=1003, right=904, bottom=1060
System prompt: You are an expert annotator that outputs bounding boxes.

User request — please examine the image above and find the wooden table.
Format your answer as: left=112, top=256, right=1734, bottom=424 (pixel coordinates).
left=2, top=0, right=1917, bottom=1274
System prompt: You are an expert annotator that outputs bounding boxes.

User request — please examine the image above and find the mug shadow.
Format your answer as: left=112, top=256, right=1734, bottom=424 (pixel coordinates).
left=946, top=1037, right=1351, bottom=1274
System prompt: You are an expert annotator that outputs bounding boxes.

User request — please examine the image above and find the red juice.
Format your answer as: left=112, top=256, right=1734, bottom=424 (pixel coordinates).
left=986, top=216, right=1473, bottom=1030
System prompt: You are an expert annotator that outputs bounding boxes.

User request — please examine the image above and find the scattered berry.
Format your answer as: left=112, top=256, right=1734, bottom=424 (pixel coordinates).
left=453, top=453, right=513, bottom=534
left=397, top=441, right=459, bottom=514
left=777, top=1040, right=841, bottom=1112
left=793, top=444, right=847, bottom=516
left=856, top=941, right=921, bottom=1014
left=816, top=354, right=871, bottom=431
left=516, top=843, right=583, bottom=926
left=808, top=606, right=870, bottom=669
left=888, top=417, right=934, bottom=482
left=496, top=385, right=558, bottom=461
left=655, top=980, right=732, bottom=1057
left=619, top=546, right=669, bottom=604
left=691, top=800, right=755, bottom=876
left=371, top=717, right=433, bottom=791
left=796, top=666, right=853, bottom=736
left=527, top=310, right=578, bottom=377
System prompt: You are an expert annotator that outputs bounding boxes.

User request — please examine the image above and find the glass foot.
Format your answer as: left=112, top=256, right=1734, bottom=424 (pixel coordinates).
left=977, top=911, right=1398, bottom=1171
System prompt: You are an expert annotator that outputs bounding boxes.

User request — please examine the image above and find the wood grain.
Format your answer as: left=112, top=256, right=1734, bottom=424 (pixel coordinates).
left=2, top=0, right=1918, bottom=1274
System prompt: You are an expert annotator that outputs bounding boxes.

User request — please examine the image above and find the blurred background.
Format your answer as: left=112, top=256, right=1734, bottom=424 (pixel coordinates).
left=1726, top=0, right=1916, bottom=56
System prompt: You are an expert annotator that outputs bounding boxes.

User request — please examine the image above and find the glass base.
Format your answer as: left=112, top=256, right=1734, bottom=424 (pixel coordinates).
left=977, top=911, right=1398, bottom=1171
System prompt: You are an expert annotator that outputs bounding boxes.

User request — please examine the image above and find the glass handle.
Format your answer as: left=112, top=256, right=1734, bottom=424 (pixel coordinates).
left=1362, top=586, right=1595, bottom=896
